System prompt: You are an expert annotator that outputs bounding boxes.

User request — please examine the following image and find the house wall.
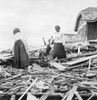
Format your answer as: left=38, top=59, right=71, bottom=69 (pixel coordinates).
left=77, top=17, right=87, bottom=41
left=88, top=21, right=97, bottom=40
left=63, top=17, right=87, bottom=43
left=78, top=17, right=84, bottom=28
left=64, top=15, right=96, bottom=43
left=79, top=24, right=87, bottom=40
left=95, top=21, right=97, bottom=38
left=63, top=33, right=85, bottom=44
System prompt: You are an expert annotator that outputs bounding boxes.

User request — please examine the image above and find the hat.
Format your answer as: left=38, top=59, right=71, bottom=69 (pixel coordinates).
left=13, top=28, right=20, bottom=34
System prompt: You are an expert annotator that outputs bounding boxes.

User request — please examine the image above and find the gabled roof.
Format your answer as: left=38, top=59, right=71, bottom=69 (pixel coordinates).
left=74, top=7, right=97, bottom=31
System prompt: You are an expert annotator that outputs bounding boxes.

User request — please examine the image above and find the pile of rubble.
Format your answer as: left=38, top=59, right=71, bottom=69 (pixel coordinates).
left=0, top=43, right=97, bottom=100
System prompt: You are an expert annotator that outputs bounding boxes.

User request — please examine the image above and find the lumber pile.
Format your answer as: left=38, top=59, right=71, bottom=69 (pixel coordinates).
left=0, top=45, right=97, bottom=100
left=0, top=53, right=97, bottom=100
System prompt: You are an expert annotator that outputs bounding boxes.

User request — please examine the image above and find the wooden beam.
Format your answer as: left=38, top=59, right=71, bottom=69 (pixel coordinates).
left=49, top=61, right=66, bottom=71
left=65, top=54, right=97, bottom=66
left=74, top=91, right=83, bottom=100
left=18, top=78, right=38, bottom=100
left=66, top=85, right=78, bottom=100
left=62, top=89, right=71, bottom=100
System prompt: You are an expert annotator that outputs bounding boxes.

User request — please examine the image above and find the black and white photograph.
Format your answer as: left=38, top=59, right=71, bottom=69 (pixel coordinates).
left=0, top=0, right=97, bottom=100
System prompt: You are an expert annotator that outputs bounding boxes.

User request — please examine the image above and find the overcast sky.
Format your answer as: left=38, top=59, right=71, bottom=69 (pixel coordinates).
left=0, top=0, right=97, bottom=49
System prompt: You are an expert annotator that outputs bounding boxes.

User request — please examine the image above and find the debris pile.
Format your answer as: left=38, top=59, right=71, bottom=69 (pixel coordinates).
left=0, top=44, right=97, bottom=100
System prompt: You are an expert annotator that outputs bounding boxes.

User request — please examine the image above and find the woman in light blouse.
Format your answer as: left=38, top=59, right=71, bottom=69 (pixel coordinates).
left=52, top=25, right=67, bottom=59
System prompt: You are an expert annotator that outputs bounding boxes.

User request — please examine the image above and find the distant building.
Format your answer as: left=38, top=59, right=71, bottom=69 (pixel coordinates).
left=74, top=7, right=97, bottom=41
left=63, top=32, right=84, bottom=44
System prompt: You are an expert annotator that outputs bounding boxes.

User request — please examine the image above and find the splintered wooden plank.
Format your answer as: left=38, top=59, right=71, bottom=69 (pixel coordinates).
left=65, top=54, right=97, bottom=66
left=0, top=73, right=22, bottom=83
left=74, top=91, right=83, bottom=100
left=66, top=85, right=78, bottom=100
left=49, top=61, right=66, bottom=71
left=81, top=81, right=97, bottom=85
left=0, top=54, right=13, bottom=60
left=62, top=89, right=72, bottom=100
left=18, top=78, right=38, bottom=100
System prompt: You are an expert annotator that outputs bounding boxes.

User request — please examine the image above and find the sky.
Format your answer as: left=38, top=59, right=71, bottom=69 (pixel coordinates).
left=0, top=0, right=97, bottom=49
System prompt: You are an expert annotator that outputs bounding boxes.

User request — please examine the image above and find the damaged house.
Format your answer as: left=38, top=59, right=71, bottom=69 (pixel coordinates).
left=74, top=7, right=97, bottom=41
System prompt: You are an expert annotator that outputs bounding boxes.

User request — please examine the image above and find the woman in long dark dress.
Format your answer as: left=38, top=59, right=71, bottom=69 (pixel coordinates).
left=52, top=25, right=67, bottom=59
left=13, top=28, right=29, bottom=69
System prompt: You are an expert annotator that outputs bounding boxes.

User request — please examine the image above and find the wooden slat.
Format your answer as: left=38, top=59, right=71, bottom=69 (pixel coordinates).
left=49, top=61, right=66, bottom=71
left=74, top=91, right=83, bottom=100
left=0, top=54, right=13, bottom=60
left=18, top=78, right=38, bottom=100
left=66, top=85, right=78, bottom=100
left=65, top=54, right=97, bottom=66
left=62, top=89, right=71, bottom=100
left=0, top=73, right=22, bottom=83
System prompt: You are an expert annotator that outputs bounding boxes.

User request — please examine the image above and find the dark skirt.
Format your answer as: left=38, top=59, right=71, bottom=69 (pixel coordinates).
left=52, top=43, right=66, bottom=59
left=14, top=39, right=29, bottom=68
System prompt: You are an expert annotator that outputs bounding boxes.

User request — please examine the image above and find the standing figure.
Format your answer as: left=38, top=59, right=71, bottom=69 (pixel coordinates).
left=45, top=44, right=51, bottom=56
left=52, top=25, right=67, bottom=59
left=13, top=28, right=29, bottom=69
left=45, top=36, right=54, bottom=56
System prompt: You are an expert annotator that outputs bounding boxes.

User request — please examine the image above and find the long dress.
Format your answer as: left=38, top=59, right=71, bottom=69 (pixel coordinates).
left=14, top=39, right=29, bottom=68
left=53, top=43, right=66, bottom=59
left=52, top=32, right=67, bottom=59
